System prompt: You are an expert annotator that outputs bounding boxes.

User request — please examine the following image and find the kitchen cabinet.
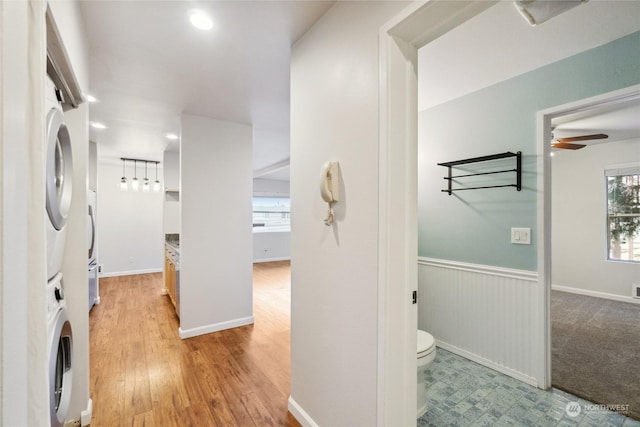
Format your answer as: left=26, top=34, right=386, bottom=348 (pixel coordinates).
left=164, top=245, right=178, bottom=315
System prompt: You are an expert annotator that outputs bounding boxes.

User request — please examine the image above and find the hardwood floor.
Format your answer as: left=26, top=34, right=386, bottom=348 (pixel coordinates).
left=89, top=261, right=300, bottom=426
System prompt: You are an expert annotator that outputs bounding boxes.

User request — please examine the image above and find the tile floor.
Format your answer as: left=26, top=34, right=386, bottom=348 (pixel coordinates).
left=418, top=348, right=640, bottom=427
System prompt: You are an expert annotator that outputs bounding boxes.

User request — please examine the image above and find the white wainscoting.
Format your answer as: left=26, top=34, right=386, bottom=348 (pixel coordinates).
left=418, top=257, right=540, bottom=387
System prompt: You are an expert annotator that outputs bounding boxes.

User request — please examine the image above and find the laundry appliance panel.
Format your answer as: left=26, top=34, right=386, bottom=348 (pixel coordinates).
left=45, top=77, right=73, bottom=280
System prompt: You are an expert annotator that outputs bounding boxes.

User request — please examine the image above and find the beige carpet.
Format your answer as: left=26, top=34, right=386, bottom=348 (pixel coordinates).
left=552, top=290, right=640, bottom=420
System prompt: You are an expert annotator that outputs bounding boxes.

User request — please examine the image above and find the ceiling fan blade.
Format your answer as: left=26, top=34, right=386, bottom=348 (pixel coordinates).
left=556, top=133, right=608, bottom=143
left=552, top=142, right=586, bottom=150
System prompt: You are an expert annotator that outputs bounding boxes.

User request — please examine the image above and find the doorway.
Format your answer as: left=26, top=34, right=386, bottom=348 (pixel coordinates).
left=378, top=2, right=498, bottom=423
left=383, top=3, right=640, bottom=422
left=540, top=85, right=640, bottom=418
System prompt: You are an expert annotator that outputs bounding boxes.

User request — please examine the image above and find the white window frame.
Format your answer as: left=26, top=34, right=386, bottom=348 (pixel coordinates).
left=605, top=163, right=640, bottom=263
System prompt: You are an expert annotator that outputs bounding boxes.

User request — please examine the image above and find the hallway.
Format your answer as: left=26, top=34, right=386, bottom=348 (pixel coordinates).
left=89, top=261, right=298, bottom=426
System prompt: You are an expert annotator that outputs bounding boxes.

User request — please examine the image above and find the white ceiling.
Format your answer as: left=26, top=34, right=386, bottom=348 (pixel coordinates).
left=418, top=0, right=640, bottom=148
left=80, top=0, right=334, bottom=180
left=82, top=0, right=639, bottom=180
left=418, top=1, right=640, bottom=111
left=552, top=96, right=640, bottom=147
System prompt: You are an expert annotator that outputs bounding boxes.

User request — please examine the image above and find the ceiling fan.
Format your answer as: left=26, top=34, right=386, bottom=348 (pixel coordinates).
left=551, top=133, right=609, bottom=150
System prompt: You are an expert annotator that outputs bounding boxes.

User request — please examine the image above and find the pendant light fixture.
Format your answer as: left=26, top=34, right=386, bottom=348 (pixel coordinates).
left=131, top=160, right=139, bottom=191
left=120, top=158, right=128, bottom=191
left=119, top=158, right=161, bottom=194
left=153, top=162, right=161, bottom=192
left=143, top=161, right=150, bottom=192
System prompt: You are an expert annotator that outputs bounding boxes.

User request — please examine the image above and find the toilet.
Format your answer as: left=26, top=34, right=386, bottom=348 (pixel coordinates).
left=417, top=329, right=436, bottom=418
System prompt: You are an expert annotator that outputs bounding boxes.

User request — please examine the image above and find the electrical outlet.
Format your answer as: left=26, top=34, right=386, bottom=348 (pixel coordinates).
left=633, top=284, right=640, bottom=299
left=98, top=264, right=103, bottom=273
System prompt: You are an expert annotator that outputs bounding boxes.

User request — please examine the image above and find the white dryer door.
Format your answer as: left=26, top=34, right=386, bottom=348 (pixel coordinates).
left=45, top=108, right=73, bottom=230
left=49, top=308, right=73, bottom=427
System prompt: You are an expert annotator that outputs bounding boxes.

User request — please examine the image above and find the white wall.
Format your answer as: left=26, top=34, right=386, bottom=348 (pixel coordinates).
left=418, top=1, right=640, bottom=111
left=253, top=231, right=290, bottom=262
left=289, top=2, right=409, bottom=426
left=180, top=114, right=253, bottom=338
left=253, top=178, right=289, bottom=196
left=96, top=161, right=164, bottom=276
left=552, top=139, right=640, bottom=300
left=163, top=150, right=180, bottom=234
left=89, top=141, right=97, bottom=191
left=1, top=2, right=48, bottom=424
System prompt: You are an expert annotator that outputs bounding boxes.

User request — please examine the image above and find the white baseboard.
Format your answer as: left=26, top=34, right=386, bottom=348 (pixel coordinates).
left=99, top=268, right=163, bottom=278
left=178, top=316, right=254, bottom=339
left=288, top=396, right=319, bottom=427
left=436, top=341, right=539, bottom=388
left=80, top=398, right=92, bottom=426
left=253, top=257, right=291, bottom=263
left=552, top=284, right=639, bottom=304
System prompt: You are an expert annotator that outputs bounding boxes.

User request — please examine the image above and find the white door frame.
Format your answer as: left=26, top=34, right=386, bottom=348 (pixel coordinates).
left=536, top=83, right=640, bottom=389
left=378, top=1, right=497, bottom=424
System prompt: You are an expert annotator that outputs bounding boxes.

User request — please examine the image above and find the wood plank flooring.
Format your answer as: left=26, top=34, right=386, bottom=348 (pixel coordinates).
left=89, top=261, right=300, bottom=427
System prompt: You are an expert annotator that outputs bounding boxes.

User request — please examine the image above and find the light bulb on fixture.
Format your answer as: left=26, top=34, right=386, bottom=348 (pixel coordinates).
left=143, top=161, right=150, bottom=192
left=153, top=162, right=161, bottom=192
left=120, top=158, right=128, bottom=191
left=131, top=160, right=139, bottom=191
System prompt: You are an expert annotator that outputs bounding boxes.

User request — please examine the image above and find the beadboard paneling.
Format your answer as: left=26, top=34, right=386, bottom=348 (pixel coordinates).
left=418, top=258, right=540, bottom=386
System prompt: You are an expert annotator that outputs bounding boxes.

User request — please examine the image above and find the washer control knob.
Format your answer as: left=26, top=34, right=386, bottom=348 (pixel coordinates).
left=55, top=287, right=64, bottom=301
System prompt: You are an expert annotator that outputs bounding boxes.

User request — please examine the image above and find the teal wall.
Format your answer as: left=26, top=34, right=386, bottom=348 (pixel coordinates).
left=418, top=31, right=640, bottom=271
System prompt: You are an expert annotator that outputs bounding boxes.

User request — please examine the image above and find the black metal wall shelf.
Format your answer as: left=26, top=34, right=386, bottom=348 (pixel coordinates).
left=438, top=151, right=521, bottom=195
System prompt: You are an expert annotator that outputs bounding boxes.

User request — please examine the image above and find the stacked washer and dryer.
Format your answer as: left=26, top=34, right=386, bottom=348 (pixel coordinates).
left=45, top=76, right=74, bottom=427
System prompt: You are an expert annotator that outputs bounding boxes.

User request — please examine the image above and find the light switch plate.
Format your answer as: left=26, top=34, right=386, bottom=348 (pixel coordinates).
left=511, top=227, right=531, bottom=245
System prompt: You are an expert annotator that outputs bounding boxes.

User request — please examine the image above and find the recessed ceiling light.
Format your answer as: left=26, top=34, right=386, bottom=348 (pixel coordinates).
left=165, top=133, right=179, bottom=141
left=86, top=94, right=98, bottom=103
left=90, top=121, right=107, bottom=130
left=188, top=9, right=213, bottom=31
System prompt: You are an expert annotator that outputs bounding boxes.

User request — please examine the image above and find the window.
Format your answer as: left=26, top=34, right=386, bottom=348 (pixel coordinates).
left=606, top=165, right=640, bottom=262
left=252, top=197, right=290, bottom=232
